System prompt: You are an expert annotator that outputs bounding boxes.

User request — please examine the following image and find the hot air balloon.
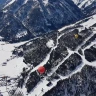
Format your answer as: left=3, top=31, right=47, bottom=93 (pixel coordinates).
left=37, top=66, right=46, bottom=74
left=74, top=34, right=79, bottom=39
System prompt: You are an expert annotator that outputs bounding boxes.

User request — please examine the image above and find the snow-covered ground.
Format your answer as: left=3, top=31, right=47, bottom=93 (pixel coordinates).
left=46, top=39, right=54, bottom=48
left=78, top=0, right=95, bottom=9
left=81, top=15, right=96, bottom=28
left=16, top=31, right=28, bottom=39
left=0, top=40, right=28, bottom=95
left=59, top=14, right=96, bottom=32
left=24, top=0, right=29, bottom=4
left=0, top=41, right=26, bottom=65
left=0, top=57, right=27, bottom=78
left=43, top=0, right=48, bottom=6
left=72, top=0, right=95, bottom=9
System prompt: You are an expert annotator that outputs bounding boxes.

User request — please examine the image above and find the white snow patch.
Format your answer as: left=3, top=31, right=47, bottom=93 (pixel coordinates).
left=58, top=14, right=96, bottom=33
left=24, top=0, right=28, bottom=4
left=0, top=41, right=27, bottom=65
left=0, top=57, right=27, bottom=78
left=0, top=40, right=29, bottom=96
left=43, top=0, right=48, bottom=6
left=46, top=39, right=54, bottom=48
left=16, top=31, right=28, bottom=38
left=3, top=10, right=8, bottom=13
left=4, top=0, right=16, bottom=8
left=81, top=15, right=96, bottom=28
left=78, top=0, right=95, bottom=9
left=0, top=36, right=3, bottom=40
left=0, top=86, right=9, bottom=96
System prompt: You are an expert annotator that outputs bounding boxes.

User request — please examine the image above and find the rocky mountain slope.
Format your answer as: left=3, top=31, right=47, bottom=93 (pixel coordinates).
left=0, top=0, right=11, bottom=9
left=0, top=0, right=84, bottom=42
left=84, top=1, right=96, bottom=16
left=73, top=0, right=95, bottom=9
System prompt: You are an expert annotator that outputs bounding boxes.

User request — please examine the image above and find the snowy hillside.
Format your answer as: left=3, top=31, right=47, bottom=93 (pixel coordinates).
left=72, top=0, right=96, bottom=16
left=0, top=0, right=11, bottom=9
left=72, top=0, right=95, bottom=8
left=0, top=13, right=96, bottom=96
left=78, top=0, right=95, bottom=9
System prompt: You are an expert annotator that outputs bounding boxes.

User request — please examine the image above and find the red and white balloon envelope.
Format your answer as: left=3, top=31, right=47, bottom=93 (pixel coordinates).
left=37, top=66, right=46, bottom=74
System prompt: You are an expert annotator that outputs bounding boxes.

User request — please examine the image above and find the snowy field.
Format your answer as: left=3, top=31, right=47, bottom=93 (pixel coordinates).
left=0, top=41, right=27, bottom=77
left=0, top=40, right=28, bottom=95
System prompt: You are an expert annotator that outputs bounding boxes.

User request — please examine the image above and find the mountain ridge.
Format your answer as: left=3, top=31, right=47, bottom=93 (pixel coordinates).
left=0, top=0, right=84, bottom=42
